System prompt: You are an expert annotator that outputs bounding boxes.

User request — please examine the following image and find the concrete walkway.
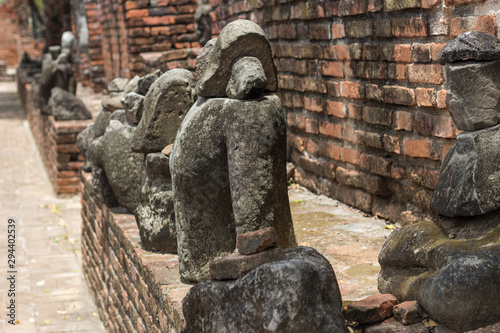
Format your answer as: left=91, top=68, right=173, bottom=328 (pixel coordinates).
left=0, top=82, right=105, bottom=333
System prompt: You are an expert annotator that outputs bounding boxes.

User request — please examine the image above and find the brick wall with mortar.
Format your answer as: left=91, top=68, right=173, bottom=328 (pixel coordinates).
left=73, top=0, right=106, bottom=92
left=207, top=0, right=500, bottom=221
left=91, top=0, right=199, bottom=86
left=0, top=0, right=45, bottom=69
left=80, top=171, right=191, bottom=332
left=21, top=82, right=91, bottom=195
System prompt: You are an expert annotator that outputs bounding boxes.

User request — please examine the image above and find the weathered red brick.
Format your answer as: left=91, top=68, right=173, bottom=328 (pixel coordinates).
left=341, top=147, right=360, bottom=165
left=408, top=64, right=443, bottom=85
left=403, top=139, right=433, bottom=158
left=394, top=111, right=413, bottom=131
left=331, top=24, right=345, bottom=39
left=360, top=154, right=392, bottom=176
left=416, top=88, right=436, bottom=107
left=341, top=81, right=364, bottom=99
left=320, top=142, right=341, bottom=160
left=392, top=18, right=427, bottom=37
left=320, top=61, right=344, bottom=78
left=319, top=121, right=343, bottom=139
left=326, top=100, right=347, bottom=118
left=237, top=227, right=278, bottom=255
left=413, top=111, right=454, bottom=138
left=393, top=44, right=412, bottom=63
left=343, top=294, right=398, bottom=324
left=383, top=86, right=415, bottom=106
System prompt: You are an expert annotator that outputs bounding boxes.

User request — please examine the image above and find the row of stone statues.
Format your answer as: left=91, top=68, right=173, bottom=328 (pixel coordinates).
left=77, top=20, right=350, bottom=332
left=75, top=19, right=500, bottom=331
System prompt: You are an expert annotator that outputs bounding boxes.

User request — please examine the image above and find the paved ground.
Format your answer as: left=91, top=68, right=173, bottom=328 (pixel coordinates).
left=0, top=81, right=393, bottom=332
left=0, top=82, right=105, bottom=333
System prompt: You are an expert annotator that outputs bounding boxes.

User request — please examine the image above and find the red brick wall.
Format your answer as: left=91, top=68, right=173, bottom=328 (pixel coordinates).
left=207, top=0, right=500, bottom=221
left=21, top=83, right=90, bottom=195
left=92, top=0, right=198, bottom=85
left=80, top=171, right=190, bottom=332
left=0, top=0, right=44, bottom=68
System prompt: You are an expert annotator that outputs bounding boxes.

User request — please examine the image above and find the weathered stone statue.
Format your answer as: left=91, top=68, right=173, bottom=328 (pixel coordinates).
left=182, top=247, right=348, bottom=333
left=84, top=78, right=147, bottom=213
left=131, top=68, right=196, bottom=253
left=170, top=20, right=296, bottom=283
left=194, top=0, right=213, bottom=46
left=38, top=31, right=77, bottom=115
left=378, top=31, right=500, bottom=332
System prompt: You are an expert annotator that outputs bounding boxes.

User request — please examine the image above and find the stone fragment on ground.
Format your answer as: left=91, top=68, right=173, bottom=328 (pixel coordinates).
left=183, top=247, right=348, bottom=333
left=393, top=301, right=423, bottom=325
left=236, top=227, right=278, bottom=255
left=209, top=246, right=286, bottom=280
left=343, top=294, right=398, bottom=324
left=49, top=87, right=91, bottom=120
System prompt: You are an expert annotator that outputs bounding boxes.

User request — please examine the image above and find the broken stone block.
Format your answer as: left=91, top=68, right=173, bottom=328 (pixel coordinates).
left=195, top=19, right=278, bottom=97
left=76, top=123, right=95, bottom=172
left=343, top=294, right=398, bottom=324
left=365, top=318, right=427, bottom=333
left=182, top=247, right=348, bottom=333
left=87, top=121, right=144, bottom=214
left=134, top=153, right=177, bottom=253
left=102, top=92, right=124, bottom=111
left=393, top=301, right=423, bottom=325
left=445, top=60, right=500, bottom=131
left=131, top=68, right=196, bottom=154
left=379, top=220, right=500, bottom=332
left=236, top=227, right=278, bottom=255
left=107, top=77, right=129, bottom=92
left=123, top=75, right=140, bottom=95
left=171, top=95, right=297, bottom=282
left=226, top=56, right=267, bottom=99
left=209, top=246, right=285, bottom=280
left=438, top=31, right=500, bottom=65
left=122, top=92, right=144, bottom=125
left=138, top=70, right=161, bottom=95
left=430, top=125, right=500, bottom=217
left=48, top=87, right=91, bottom=121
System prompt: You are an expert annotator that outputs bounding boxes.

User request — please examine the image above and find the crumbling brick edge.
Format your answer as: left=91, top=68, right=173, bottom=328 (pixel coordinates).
left=80, top=170, right=191, bottom=332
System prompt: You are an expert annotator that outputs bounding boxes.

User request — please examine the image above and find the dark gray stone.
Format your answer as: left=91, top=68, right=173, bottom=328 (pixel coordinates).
left=445, top=60, right=500, bottom=131
left=93, top=109, right=112, bottom=138
left=182, top=246, right=348, bottom=333
left=134, top=152, right=177, bottom=253
left=102, top=92, right=124, bottom=112
left=195, top=38, right=216, bottom=79
left=76, top=123, right=95, bottom=172
left=430, top=125, right=500, bottom=217
left=138, top=70, right=161, bottom=96
left=378, top=220, right=500, bottom=332
left=38, top=51, right=76, bottom=114
left=107, top=77, right=129, bottom=92
left=131, top=68, right=195, bottom=153
left=48, top=87, right=91, bottom=121
left=194, top=0, right=212, bottom=46
left=195, top=20, right=278, bottom=97
left=170, top=95, right=297, bottom=282
left=87, top=121, right=145, bottom=213
left=226, top=56, right=267, bottom=99
left=107, top=109, right=127, bottom=124
left=438, top=31, right=500, bottom=65
left=124, top=75, right=140, bottom=95
left=123, top=92, right=144, bottom=125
